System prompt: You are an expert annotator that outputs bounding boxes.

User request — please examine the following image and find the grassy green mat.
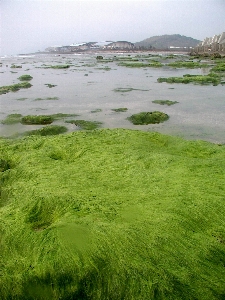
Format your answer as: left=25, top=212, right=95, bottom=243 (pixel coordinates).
left=1, top=129, right=225, bottom=299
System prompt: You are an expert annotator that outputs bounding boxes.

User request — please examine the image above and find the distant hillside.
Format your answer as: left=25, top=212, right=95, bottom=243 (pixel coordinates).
left=135, top=34, right=201, bottom=50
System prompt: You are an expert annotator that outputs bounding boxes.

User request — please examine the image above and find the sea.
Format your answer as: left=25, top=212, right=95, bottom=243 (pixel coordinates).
left=0, top=52, right=224, bottom=144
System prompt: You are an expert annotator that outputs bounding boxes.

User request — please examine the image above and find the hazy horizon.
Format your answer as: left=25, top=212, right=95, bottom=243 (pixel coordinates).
left=1, top=0, right=225, bottom=56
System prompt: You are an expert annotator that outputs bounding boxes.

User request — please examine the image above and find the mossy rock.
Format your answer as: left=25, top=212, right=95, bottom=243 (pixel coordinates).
left=21, top=115, right=54, bottom=125
left=127, top=111, right=169, bottom=125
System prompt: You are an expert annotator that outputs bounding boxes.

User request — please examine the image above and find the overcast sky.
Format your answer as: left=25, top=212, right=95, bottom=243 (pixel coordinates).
left=0, top=0, right=225, bottom=55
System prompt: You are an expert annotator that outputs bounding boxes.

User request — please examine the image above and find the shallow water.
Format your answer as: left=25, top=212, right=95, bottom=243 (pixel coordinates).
left=0, top=53, right=224, bottom=143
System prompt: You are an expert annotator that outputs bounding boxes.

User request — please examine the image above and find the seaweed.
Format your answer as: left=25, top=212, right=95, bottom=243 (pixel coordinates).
left=91, top=109, right=102, bottom=113
left=45, top=84, right=57, bottom=88
left=10, top=64, right=22, bottom=68
left=127, top=111, right=169, bottom=125
left=0, top=82, right=32, bottom=95
left=113, top=87, right=149, bottom=93
left=157, top=73, right=222, bottom=86
left=40, top=65, right=70, bottom=69
left=34, top=97, right=59, bottom=101
left=24, top=125, right=68, bottom=136
left=111, top=108, right=128, bottom=112
left=118, top=61, right=163, bottom=68
left=65, top=119, right=102, bottom=130
left=152, top=100, right=179, bottom=106
left=21, top=115, right=54, bottom=125
left=167, top=61, right=209, bottom=68
left=18, top=75, right=33, bottom=81
left=1, top=114, right=23, bottom=125
left=1, top=129, right=225, bottom=299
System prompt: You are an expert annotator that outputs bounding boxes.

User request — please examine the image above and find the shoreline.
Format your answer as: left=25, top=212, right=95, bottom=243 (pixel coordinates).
left=17, top=49, right=190, bottom=56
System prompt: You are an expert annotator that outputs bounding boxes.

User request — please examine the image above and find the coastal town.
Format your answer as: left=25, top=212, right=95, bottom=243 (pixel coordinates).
left=44, top=32, right=225, bottom=56
left=44, top=34, right=198, bottom=53
left=45, top=41, right=135, bottom=53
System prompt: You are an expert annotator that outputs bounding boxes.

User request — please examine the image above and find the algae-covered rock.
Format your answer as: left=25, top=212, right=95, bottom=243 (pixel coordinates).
left=18, top=74, right=33, bottom=81
left=21, top=115, right=53, bottom=125
left=127, top=111, right=169, bottom=125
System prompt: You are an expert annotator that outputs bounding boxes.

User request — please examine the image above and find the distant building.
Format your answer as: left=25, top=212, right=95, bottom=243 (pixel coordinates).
left=105, top=41, right=135, bottom=50
left=45, top=40, right=135, bottom=52
left=91, top=41, right=114, bottom=49
left=194, top=32, right=225, bottom=54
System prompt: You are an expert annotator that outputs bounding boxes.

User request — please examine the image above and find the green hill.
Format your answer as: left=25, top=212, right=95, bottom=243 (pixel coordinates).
left=135, top=34, right=201, bottom=50
left=1, top=129, right=225, bottom=299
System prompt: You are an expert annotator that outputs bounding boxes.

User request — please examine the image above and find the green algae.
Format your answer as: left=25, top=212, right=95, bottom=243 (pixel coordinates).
left=51, top=113, right=79, bottom=119
left=91, top=109, right=102, bottom=113
left=34, top=97, right=59, bottom=101
left=21, top=115, right=54, bottom=125
left=1, top=129, right=225, bottom=299
left=40, top=65, right=70, bottom=69
left=95, top=66, right=111, bottom=71
left=1, top=114, right=23, bottom=125
left=157, top=73, right=222, bottom=85
left=24, top=125, right=68, bottom=136
left=152, top=100, right=179, bottom=106
left=16, top=97, right=28, bottom=101
left=128, top=111, right=169, bottom=125
left=0, top=158, right=10, bottom=172
left=111, top=108, right=128, bottom=112
left=113, top=87, right=149, bottom=93
left=44, top=83, right=57, bottom=88
left=1, top=113, right=78, bottom=126
left=10, top=64, right=22, bottom=68
left=211, top=63, right=225, bottom=72
left=0, top=82, right=32, bottom=95
left=118, top=61, right=163, bottom=68
left=18, top=75, right=33, bottom=81
left=167, top=61, right=209, bottom=68
left=65, top=119, right=102, bottom=130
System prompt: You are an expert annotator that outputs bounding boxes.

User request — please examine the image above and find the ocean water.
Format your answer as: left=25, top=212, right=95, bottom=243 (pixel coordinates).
left=0, top=53, right=224, bottom=143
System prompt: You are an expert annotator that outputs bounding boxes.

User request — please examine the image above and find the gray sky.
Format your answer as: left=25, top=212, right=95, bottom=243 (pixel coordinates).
left=0, top=0, right=225, bottom=55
